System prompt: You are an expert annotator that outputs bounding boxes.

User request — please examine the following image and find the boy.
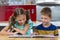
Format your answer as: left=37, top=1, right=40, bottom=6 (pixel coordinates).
left=34, top=7, right=58, bottom=36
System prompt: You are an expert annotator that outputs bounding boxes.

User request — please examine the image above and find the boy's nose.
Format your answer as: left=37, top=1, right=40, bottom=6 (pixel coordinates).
left=42, top=19, right=45, bottom=22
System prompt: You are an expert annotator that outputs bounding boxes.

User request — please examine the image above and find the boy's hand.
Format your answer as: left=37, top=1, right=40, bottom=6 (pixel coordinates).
left=32, top=32, right=38, bottom=35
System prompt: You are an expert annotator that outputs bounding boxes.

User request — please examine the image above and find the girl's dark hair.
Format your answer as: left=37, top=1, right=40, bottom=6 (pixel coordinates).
left=9, top=8, right=30, bottom=30
left=25, top=10, right=30, bottom=21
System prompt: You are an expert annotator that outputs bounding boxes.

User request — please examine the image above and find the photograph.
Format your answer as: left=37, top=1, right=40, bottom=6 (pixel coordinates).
left=0, top=0, right=60, bottom=40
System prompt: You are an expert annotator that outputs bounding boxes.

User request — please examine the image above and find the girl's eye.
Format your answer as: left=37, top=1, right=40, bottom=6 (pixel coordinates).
left=17, top=20, right=21, bottom=21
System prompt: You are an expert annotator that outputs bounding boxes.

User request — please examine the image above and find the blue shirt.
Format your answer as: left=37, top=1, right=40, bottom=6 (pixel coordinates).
left=35, top=24, right=57, bottom=30
left=35, top=24, right=58, bottom=35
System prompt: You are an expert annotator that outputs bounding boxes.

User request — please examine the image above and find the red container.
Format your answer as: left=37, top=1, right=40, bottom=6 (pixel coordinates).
left=0, top=5, right=36, bottom=21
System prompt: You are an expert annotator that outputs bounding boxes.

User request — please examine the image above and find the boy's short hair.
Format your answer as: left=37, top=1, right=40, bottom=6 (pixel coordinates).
left=40, top=7, right=52, bottom=18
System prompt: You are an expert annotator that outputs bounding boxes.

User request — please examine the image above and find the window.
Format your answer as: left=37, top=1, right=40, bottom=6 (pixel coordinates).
left=36, top=6, right=60, bottom=21
left=8, top=0, right=24, bottom=5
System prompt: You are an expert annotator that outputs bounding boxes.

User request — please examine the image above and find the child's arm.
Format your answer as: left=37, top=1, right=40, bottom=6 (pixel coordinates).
left=0, top=25, right=14, bottom=35
left=1, top=25, right=10, bottom=33
left=32, top=32, right=38, bottom=35
left=12, top=24, right=29, bottom=35
left=54, top=29, right=58, bottom=36
left=33, top=29, right=39, bottom=35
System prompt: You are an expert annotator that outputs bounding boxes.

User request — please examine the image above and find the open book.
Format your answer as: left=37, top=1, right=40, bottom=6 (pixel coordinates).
left=8, top=34, right=56, bottom=38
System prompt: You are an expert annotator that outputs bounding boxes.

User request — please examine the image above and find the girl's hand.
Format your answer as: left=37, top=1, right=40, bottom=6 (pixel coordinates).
left=8, top=32, right=16, bottom=35
left=11, top=28, right=17, bottom=32
left=13, top=28, right=17, bottom=30
left=0, top=32, right=15, bottom=35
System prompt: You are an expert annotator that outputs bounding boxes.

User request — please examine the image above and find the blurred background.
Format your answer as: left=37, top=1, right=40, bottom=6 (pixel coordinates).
left=0, top=0, right=60, bottom=36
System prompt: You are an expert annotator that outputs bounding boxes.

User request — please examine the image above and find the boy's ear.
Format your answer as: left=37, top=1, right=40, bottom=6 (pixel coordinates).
left=50, top=17, right=52, bottom=20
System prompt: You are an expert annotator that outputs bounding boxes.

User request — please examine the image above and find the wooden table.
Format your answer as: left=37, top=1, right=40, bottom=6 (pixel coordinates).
left=0, top=35, right=58, bottom=40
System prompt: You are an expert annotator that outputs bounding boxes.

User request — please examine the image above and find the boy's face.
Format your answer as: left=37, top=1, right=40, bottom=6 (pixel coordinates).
left=15, top=14, right=26, bottom=25
left=40, top=14, right=51, bottom=25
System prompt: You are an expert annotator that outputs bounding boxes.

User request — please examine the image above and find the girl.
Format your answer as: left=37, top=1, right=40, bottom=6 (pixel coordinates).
left=1, top=8, right=33, bottom=35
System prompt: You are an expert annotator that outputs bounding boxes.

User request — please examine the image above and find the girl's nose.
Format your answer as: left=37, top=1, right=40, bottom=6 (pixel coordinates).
left=21, top=20, right=24, bottom=23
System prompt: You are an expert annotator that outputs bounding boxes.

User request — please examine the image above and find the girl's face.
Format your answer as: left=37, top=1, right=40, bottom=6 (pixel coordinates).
left=15, top=14, right=26, bottom=25
left=40, top=14, right=51, bottom=25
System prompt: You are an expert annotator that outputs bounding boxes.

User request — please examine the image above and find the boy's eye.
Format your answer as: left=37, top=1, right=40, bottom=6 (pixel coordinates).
left=41, top=18, right=43, bottom=19
left=45, top=18, right=47, bottom=19
left=41, top=17, right=47, bottom=20
left=44, top=18, right=47, bottom=19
